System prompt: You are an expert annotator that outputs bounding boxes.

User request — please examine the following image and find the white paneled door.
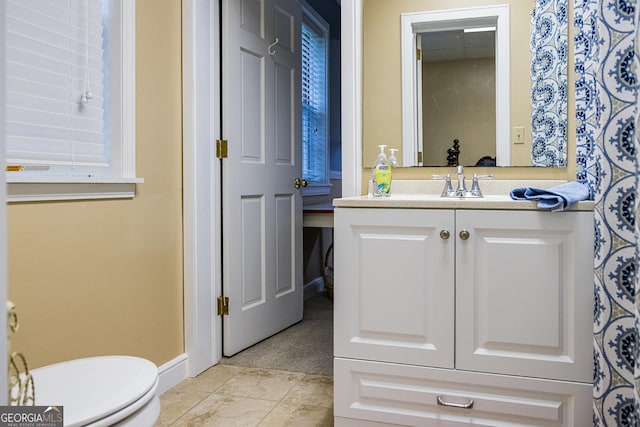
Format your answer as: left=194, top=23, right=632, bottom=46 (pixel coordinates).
left=222, top=0, right=303, bottom=355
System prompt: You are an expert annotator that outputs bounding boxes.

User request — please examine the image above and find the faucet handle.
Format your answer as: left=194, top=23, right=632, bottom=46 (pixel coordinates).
left=431, top=174, right=450, bottom=180
left=432, top=174, right=455, bottom=197
left=469, top=174, right=493, bottom=198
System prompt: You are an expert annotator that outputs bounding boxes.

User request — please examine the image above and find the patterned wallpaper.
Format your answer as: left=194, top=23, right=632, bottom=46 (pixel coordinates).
left=575, top=0, right=639, bottom=424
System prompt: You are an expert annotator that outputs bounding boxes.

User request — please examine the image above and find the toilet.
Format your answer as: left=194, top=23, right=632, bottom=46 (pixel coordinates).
left=30, top=355, right=160, bottom=427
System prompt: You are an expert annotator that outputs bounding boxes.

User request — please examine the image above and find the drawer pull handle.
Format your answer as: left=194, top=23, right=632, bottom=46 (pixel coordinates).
left=459, top=230, right=470, bottom=240
left=440, top=229, right=450, bottom=240
left=436, top=396, right=474, bottom=409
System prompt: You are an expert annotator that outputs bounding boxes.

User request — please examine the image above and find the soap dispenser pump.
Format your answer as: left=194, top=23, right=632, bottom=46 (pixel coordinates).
left=372, top=144, right=392, bottom=197
left=388, top=148, right=400, bottom=168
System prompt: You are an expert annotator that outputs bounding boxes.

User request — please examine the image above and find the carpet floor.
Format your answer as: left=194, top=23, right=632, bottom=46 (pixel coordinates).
left=219, top=292, right=334, bottom=376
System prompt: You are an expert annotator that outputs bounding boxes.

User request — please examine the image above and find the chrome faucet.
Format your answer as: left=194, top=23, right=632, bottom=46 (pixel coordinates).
left=433, top=166, right=493, bottom=198
left=455, top=166, right=467, bottom=197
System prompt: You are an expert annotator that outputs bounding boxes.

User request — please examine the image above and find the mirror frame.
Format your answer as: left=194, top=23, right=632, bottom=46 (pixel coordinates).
left=400, top=5, right=510, bottom=167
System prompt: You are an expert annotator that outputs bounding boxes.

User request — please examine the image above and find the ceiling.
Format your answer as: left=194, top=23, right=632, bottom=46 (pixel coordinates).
left=421, top=29, right=495, bottom=62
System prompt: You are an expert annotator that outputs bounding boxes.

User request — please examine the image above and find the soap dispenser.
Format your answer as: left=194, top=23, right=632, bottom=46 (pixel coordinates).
left=372, top=144, right=392, bottom=197
left=388, top=149, right=400, bottom=168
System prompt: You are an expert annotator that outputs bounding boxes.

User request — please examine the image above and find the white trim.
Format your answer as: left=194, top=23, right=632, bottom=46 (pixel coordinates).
left=400, top=13, right=419, bottom=167
left=341, top=0, right=362, bottom=197
left=157, top=353, right=189, bottom=395
left=494, top=7, right=510, bottom=167
left=181, top=0, right=221, bottom=377
left=120, top=0, right=137, bottom=178
left=400, top=5, right=510, bottom=167
left=7, top=182, right=139, bottom=202
left=5, top=177, right=144, bottom=183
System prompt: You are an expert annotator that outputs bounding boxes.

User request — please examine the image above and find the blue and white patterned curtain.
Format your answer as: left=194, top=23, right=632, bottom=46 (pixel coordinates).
left=575, top=0, right=640, bottom=424
left=575, top=0, right=600, bottom=197
left=530, top=0, right=568, bottom=167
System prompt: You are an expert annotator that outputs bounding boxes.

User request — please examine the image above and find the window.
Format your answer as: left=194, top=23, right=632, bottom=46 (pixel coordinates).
left=301, top=4, right=330, bottom=196
left=4, top=0, right=140, bottom=201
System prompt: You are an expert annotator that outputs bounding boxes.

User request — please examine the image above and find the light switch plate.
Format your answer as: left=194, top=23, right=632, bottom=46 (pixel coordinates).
left=512, top=126, right=525, bottom=144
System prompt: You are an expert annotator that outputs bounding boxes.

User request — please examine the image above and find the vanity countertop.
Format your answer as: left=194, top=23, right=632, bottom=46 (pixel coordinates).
left=333, top=180, right=595, bottom=211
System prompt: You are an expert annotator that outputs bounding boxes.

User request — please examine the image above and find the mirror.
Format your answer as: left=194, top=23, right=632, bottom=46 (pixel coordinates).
left=401, top=5, right=509, bottom=167
left=362, top=0, right=567, bottom=167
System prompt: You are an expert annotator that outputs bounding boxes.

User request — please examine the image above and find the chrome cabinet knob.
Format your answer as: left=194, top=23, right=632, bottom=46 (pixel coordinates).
left=440, top=230, right=450, bottom=240
left=459, top=230, right=470, bottom=240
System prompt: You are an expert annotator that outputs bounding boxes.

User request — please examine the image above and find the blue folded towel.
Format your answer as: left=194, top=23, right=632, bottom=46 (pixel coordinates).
left=509, top=181, right=590, bottom=211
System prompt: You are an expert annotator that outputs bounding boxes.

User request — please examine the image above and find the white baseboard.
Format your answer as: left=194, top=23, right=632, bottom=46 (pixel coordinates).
left=304, top=276, right=325, bottom=300
left=157, top=353, right=189, bottom=395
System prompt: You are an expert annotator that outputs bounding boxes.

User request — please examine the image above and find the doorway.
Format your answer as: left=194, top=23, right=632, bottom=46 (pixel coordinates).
left=181, top=0, right=341, bottom=377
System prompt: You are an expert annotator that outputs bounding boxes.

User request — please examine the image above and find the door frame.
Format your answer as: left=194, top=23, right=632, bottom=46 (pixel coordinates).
left=182, top=0, right=222, bottom=376
left=181, top=0, right=362, bottom=376
left=340, top=0, right=361, bottom=198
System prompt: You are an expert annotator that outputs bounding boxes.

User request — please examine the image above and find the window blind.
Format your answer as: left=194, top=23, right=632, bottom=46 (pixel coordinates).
left=6, top=0, right=107, bottom=176
left=301, top=18, right=328, bottom=183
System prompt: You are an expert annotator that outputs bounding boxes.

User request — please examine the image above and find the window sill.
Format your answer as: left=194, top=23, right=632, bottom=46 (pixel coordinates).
left=302, top=183, right=332, bottom=197
left=6, top=177, right=144, bottom=202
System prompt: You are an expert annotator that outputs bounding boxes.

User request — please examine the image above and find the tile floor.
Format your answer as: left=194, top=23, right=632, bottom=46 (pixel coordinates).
left=157, top=364, right=334, bottom=426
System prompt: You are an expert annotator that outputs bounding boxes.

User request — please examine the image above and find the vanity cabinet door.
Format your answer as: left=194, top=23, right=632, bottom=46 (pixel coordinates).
left=334, top=208, right=455, bottom=368
left=455, top=210, right=594, bottom=383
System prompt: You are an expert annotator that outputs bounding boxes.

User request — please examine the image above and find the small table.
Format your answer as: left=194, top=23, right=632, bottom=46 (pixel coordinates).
left=303, top=203, right=334, bottom=228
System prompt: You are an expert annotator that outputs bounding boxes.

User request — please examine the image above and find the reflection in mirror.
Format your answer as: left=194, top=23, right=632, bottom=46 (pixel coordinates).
left=530, top=0, right=568, bottom=167
left=421, top=29, right=495, bottom=167
left=401, top=6, right=510, bottom=167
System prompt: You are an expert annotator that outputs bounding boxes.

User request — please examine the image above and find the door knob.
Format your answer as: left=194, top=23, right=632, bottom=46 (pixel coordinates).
left=440, top=230, right=450, bottom=240
left=459, top=230, right=470, bottom=240
left=294, top=177, right=308, bottom=189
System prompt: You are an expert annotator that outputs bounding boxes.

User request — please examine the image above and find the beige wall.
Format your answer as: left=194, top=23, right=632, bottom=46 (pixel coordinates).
left=423, top=57, right=496, bottom=166
left=362, top=0, right=576, bottom=182
left=7, top=0, right=184, bottom=369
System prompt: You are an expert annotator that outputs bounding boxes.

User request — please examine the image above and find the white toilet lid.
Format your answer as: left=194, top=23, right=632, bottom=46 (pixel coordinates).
left=31, top=356, right=158, bottom=427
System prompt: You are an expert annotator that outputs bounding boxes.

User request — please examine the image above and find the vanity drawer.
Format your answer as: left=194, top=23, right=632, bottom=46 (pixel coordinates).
left=334, top=357, right=592, bottom=427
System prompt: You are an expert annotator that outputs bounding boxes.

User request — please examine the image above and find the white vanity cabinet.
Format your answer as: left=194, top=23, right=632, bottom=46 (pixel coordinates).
left=334, top=207, right=594, bottom=426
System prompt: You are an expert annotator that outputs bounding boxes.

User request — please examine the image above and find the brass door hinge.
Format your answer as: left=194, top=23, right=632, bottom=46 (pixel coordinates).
left=216, top=139, right=228, bottom=159
left=417, top=151, right=423, bottom=163
left=217, top=296, right=229, bottom=316
left=416, top=48, right=422, bottom=61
